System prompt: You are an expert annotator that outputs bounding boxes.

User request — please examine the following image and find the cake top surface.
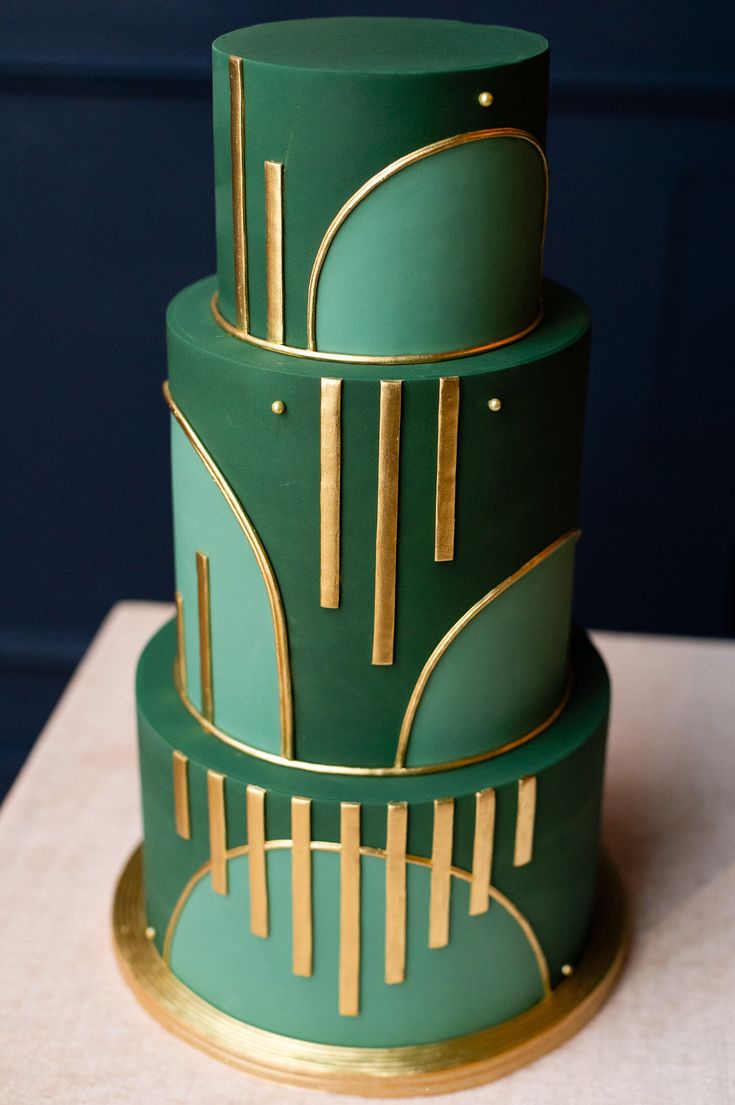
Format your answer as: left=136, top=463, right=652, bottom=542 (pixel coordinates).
left=213, top=18, right=548, bottom=75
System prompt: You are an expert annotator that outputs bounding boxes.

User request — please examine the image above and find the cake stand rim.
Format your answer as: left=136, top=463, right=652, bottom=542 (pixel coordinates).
left=112, top=844, right=629, bottom=1097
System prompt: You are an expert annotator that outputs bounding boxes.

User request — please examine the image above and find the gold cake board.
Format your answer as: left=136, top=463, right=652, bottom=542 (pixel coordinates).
left=112, top=846, right=629, bottom=1097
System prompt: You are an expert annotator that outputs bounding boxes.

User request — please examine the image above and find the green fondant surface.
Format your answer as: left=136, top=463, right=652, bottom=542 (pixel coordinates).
left=167, top=278, right=589, bottom=767
left=406, top=537, right=574, bottom=767
left=212, top=19, right=549, bottom=345
left=315, top=134, right=545, bottom=355
left=137, top=623, right=609, bottom=1042
left=171, top=417, right=280, bottom=751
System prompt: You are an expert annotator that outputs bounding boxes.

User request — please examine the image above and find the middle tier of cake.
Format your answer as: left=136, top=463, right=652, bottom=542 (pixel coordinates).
left=166, top=275, right=590, bottom=773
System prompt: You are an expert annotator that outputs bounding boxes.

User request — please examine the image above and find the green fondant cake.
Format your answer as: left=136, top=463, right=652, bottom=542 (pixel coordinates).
left=114, top=17, right=627, bottom=1094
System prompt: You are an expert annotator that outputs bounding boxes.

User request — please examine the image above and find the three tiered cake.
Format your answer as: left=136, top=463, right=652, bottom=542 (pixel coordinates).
left=113, top=18, right=627, bottom=1094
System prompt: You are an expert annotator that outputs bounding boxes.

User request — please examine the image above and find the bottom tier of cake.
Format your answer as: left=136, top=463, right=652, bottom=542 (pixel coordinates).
left=118, top=621, right=627, bottom=1091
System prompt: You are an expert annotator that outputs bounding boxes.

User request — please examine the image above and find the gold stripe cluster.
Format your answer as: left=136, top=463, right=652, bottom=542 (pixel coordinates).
left=168, top=763, right=541, bottom=1014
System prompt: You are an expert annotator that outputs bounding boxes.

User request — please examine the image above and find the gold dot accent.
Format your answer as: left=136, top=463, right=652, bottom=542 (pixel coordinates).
left=561, top=963, right=574, bottom=977
left=487, top=398, right=502, bottom=412
left=478, top=91, right=494, bottom=108
left=145, top=926, right=156, bottom=940
left=271, top=400, right=286, bottom=415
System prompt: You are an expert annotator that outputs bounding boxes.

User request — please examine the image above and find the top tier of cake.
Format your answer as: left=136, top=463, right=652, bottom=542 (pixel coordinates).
left=212, top=18, right=549, bottom=363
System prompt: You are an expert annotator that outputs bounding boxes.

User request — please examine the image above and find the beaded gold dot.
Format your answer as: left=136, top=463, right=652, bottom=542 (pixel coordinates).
left=271, top=400, right=286, bottom=415
left=478, top=91, right=494, bottom=107
left=487, top=397, right=502, bottom=412
left=145, top=926, right=156, bottom=940
left=561, top=963, right=574, bottom=977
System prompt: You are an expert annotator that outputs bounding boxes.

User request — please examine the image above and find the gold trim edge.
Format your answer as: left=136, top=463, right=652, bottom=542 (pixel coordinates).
left=113, top=846, right=629, bottom=1098
left=173, top=662, right=573, bottom=779
left=211, top=291, right=544, bottom=367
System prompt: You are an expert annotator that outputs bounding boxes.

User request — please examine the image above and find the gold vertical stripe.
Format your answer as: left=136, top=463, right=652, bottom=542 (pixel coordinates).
left=339, top=803, right=361, bottom=1016
left=228, top=56, right=248, bottom=331
left=514, top=776, right=537, bottom=867
left=246, top=785, right=268, bottom=937
left=372, top=380, right=402, bottom=665
left=291, top=797, right=312, bottom=977
left=434, top=376, right=460, bottom=562
left=195, top=551, right=213, bottom=721
left=207, top=770, right=227, bottom=895
left=385, top=802, right=408, bottom=984
left=470, top=788, right=496, bottom=916
left=320, top=378, right=342, bottom=608
left=172, top=751, right=190, bottom=840
left=265, top=160, right=284, bottom=343
left=174, top=591, right=187, bottom=696
left=429, top=798, right=454, bottom=948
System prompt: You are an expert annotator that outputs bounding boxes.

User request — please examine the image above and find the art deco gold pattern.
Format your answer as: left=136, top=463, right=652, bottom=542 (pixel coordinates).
left=174, top=592, right=187, bottom=696
left=207, top=770, right=227, bottom=896
left=395, top=529, right=581, bottom=766
left=211, top=291, right=543, bottom=367
left=164, top=383, right=294, bottom=758
left=434, top=376, right=460, bottom=562
left=385, top=802, right=408, bottom=984
left=291, top=798, right=313, bottom=977
left=264, top=160, right=285, bottom=343
left=372, top=380, right=402, bottom=666
left=429, top=799, right=455, bottom=949
left=320, top=378, right=342, bottom=609
left=514, top=776, right=537, bottom=867
left=247, top=785, right=268, bottom=937
left=172, top=751, right=191, bottom=841
left=339, top=803, right=361, bottom=1016
left=118, top=848, right=629, bottom=1094
left=195, top=551, right=213, bottom=721
left=306, top=128, right=548, bottom=354
left=470, top=788, right=496, bottom=916
left=228, top=56, right=248, bottom=330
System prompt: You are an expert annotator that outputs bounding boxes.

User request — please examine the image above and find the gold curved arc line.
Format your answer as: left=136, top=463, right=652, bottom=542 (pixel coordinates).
left=210, top=291, right=544, bottom=366
left=164, top=381, right=294, bottom=759
left=174, top=664, right=572, bottom=778
left=395, top=529, right=581, bottom=768
left=306, top=127, right=548, bottom=353
left=162, top=840, right=549, bottom=994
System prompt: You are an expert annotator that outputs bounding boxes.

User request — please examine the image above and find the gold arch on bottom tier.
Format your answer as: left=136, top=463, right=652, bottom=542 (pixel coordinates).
left=113, top=846, right=628, bottom=1096
left=159, top=839, right=550, bottom=995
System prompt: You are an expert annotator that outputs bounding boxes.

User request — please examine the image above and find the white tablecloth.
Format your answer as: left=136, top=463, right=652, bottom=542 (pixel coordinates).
left=1, top=602, right=733, bottom=1103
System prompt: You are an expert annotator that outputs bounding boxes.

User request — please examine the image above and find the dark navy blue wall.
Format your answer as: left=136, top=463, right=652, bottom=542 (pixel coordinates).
left=2, top=1, right=734, bottom=795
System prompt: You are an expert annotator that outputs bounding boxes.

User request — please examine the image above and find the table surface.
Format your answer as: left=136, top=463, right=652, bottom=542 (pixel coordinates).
left=1, top=602, right=733, bottom=1104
